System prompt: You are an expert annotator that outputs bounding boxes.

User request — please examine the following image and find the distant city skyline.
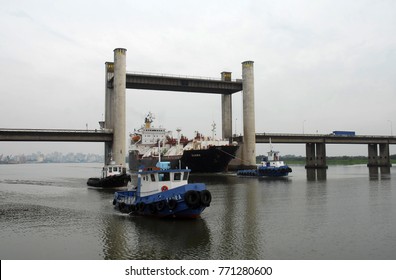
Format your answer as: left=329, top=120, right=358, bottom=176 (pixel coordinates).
left=0, top=150, right=103, bottom=164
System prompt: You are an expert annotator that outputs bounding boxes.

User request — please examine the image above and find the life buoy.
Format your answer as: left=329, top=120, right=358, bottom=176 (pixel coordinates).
left=168, top=199, right=177, bottom=210
left=161, top=185, right=168, bottom=192
left=200, top=190, right=212, bottom=207
left=184, top=190, right=200, bottom=209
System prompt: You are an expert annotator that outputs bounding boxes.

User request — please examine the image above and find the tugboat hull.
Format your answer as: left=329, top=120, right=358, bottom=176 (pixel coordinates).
left=237, top=166, right=292, bottom=177
left=87, top=173, right=131, bottom=188
left=113, top=183, right=211, bottom=218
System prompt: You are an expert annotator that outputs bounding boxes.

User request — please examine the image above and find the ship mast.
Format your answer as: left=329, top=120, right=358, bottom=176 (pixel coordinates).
left=211, top=121, right=216, bottom=140
left=145, top=112, right=154, bottom=128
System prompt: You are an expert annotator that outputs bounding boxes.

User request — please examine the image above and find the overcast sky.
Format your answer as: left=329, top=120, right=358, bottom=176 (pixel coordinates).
left=0, top=0, right=395, bottom=156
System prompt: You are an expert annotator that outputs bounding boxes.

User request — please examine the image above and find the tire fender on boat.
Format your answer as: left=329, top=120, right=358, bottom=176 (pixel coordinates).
left=138, top=202, right=145, bottom=212
left=200, top=190, right=212, bottom=207
left=149, top=203, right=157, bottom=214
left=184, top=190, right=200, bottom=209
left=168, top=199, right=177, bottom=210
left=119, top=202, right=126, bottom=213
left=156, top=200, right=166, bottom=212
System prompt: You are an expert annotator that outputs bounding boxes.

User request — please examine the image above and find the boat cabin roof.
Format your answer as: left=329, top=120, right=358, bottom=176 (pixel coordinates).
left=138, top=168, right=191, bottom=175
left=138, top=161, right=191, bottom=174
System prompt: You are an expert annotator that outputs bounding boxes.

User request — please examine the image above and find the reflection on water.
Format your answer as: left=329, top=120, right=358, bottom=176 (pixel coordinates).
left=101, top=215, right=211, bottom=259
left=369, top=166, right=391, bottom=180
left=1, top=163, right=395, bottom=259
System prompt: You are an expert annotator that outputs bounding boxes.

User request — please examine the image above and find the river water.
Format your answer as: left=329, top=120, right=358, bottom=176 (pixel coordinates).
left=0, top=163, right=395, bottom=260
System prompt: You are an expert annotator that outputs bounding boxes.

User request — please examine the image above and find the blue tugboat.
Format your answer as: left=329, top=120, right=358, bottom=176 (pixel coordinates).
left=113, top=161, right=211, bottom=218
left=237, top=148, right=292, bottom=178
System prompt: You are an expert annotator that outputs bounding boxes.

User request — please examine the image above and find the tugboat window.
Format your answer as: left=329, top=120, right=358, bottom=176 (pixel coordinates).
left=159, top=172, right=170, bottom=181
left=174, top=173, right=181, bottom=181
left=150, top=174, right=156, bottom=181
left=183, top=172, right=189, bottom=180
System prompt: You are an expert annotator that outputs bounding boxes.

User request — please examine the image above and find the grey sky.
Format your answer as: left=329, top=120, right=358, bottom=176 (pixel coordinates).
left=0, top=0, right=395, bottom=156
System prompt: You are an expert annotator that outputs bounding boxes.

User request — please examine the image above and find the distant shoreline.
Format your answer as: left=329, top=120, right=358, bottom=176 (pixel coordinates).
left=258, top=155, right=396, bottom=166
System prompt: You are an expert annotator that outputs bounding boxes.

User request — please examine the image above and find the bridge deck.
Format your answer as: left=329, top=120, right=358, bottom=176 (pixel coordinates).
left=236, top=133, right=396, bottom=145
left=0, top=129, right=113, bottom=142
left=1, top=129, right=395, bottom=145
left=109, top=72, right=243, bottom=94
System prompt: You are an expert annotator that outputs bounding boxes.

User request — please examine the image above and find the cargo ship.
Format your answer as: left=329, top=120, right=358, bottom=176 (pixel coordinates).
left=128, top=113, right=239, bottom=173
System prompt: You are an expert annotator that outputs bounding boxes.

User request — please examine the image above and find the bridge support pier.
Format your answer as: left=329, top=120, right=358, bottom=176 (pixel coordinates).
left=367, top=143, right=391, bottom=177
left=221, top=72, right=232, bottom=141
left=104, top=48, right=127, bottom=165
left=104, top=62, right=114, bottom=164
left=241, top=61, right=256, bottom=167
left=305, top=142, right=328, bottom=180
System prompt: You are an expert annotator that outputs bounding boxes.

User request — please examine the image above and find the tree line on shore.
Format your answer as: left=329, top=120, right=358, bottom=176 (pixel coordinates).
left=256, top=154, right=396, bottom=165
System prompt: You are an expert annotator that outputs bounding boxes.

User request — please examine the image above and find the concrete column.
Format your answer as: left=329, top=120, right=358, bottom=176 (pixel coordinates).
left=241, top=61, right=256, bottom=166
left=379, top=143, right=391, bottom=167
left=221, top=71, right=232, bottom=141
left=305, top=143, right=327, bottom=180
left=367, top=144, right=378, bottom=167
left=305, top=143, right=316, bottom=168
left=316, top=143, right=327, bottom=168
left=104, top=62, right=114, bottom=164
left=112, top=48, right=127, bottom=165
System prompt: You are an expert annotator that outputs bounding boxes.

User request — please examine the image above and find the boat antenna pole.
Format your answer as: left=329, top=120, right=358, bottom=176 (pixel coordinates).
left=158, top=138, right=161, bottom=163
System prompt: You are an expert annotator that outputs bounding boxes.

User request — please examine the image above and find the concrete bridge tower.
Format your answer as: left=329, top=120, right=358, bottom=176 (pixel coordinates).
left=241, top=61, right=256, bottom=166
left=104, top=48, right=127, bottom=165
left=221, top=71, right=232, bottom=140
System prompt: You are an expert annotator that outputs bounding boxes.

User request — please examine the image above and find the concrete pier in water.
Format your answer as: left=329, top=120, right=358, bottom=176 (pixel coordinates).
left=241, top=61, right=256, bottom=167
left=104, top=48, right=127, bottom=165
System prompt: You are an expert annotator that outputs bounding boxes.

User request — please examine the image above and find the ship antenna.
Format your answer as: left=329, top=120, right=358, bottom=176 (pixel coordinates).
left=158, top=139, right=161, bottom=163
left=211, top=121, right=216, bottom=140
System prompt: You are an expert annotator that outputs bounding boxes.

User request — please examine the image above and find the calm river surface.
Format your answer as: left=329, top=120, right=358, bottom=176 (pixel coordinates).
left=1, top=163, right=395, bottom=260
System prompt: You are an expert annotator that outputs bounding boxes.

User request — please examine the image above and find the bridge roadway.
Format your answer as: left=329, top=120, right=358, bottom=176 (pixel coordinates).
left=0, top=128, right=113, bottom=142
left=1, top=129, right=395, bottom=145
left=234, top=133, right=396, bottom=145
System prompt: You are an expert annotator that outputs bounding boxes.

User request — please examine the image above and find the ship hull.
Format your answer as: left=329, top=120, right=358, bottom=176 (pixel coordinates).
left=129, top=145, right=239, bottom=173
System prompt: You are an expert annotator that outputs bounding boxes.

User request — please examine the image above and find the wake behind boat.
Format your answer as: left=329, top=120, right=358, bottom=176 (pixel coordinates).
left=113, top=161, right=211, bottom=218
left=87, top=161, right=131, bottom=188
